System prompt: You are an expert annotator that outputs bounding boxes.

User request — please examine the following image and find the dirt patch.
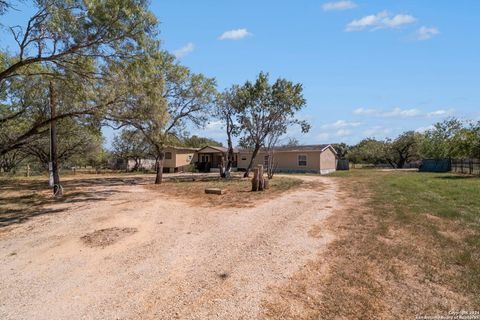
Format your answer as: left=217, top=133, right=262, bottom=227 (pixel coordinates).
left=0, top=174, right=336, bottom=319
left=81, top=227, right=138, bottom=248
left=145, top=176, right=304, bottom=208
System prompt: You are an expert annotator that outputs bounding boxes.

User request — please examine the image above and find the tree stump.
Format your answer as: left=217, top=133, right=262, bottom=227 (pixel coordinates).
left=252, top=168, right=259, bottom=191
left=258, top=165, right=265, bottom=191
left=252, top=165, right=266, bottom=192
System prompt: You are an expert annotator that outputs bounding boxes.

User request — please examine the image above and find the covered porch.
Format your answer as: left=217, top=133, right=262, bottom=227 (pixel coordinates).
left=196, top=146, right=238, bottom=173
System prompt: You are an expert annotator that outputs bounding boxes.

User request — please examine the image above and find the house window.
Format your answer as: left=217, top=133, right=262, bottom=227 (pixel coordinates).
left=298, top=155, right=307, bottom=166
left=187, top=155, right=192, bottom=161
left=165, top=152, right=172, bottom=160
left=241, top=156, right=247, bottom=161
left=264, top=155, right=269, bottom=167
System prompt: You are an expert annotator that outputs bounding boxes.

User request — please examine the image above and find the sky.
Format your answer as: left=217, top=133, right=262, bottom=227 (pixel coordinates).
left=154, top=0, right=480, bottom=146
left=2, top=1, right=480, bottom=147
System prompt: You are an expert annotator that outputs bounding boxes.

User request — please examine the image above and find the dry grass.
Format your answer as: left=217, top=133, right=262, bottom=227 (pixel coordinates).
left=0, top=174, right=303, bottom=229
left=145, top=175, right=303, bottom=208
left=262, top=170, right=479, bottom=319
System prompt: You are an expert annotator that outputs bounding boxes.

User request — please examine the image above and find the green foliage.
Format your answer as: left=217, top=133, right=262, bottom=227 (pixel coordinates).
left=348, top=138, right=387, bottom=164
left=182, top=135, right=222, bottom=148
left=348, top=131, right=421, bottom=168
left=109, top=51, right=217, bottom=153
left=22, top=118, right=103, bottom=169
left=235, top=72, right=309, bottom=149
left=386, top=131, right=422, bottom=168
left=0, top=0, right=158, bottom=155
left=420, top=118, right=463, bottom=159
left=331, top=143, right=350, bottom=159
left=108, top=50, right=217, bottom=182
left=420, top=118, right=480, bottom=159
left=232, top=72, right=310, bottom=175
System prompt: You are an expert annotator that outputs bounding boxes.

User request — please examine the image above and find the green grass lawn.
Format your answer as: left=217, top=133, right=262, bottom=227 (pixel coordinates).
left=331, top=169, right=480, bottom=308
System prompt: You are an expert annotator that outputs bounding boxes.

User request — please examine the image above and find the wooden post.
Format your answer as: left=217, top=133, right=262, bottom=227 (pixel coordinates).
left=252, top=165, right=266, bottom=192
left=258, top=164, right=265, bottom=191
left=25, top=164, right=30, bottom=177
left=49, top=81, right=62, bottom=197
left=252, top=167, right=259, bottom=191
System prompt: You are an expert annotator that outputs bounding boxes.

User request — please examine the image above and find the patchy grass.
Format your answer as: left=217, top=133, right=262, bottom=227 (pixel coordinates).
left=146, top=176, right=303, bottom=208
left=262, top=170, right=480, bottom=319
left=0, top=174, right=150, bottom=228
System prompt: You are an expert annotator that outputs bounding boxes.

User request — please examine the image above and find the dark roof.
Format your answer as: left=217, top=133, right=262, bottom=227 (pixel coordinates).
left=271, top=144, right=333, bottom=152
left=197, top=145, right=239, bottom=153
left=165, top=146, right=200, bottom=152
left=239, top=144, right=336, bottom=153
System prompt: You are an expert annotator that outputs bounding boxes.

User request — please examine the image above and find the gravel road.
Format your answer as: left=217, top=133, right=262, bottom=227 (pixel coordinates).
left=0, top=175, right=338, bottom=320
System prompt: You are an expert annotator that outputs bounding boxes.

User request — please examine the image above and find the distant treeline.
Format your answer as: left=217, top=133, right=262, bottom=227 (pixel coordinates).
left=333, top=118, right=480, bottom=168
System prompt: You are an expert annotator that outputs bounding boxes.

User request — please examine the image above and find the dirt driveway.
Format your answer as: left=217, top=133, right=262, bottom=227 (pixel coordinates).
left=0, top=175, right=339, bottom=320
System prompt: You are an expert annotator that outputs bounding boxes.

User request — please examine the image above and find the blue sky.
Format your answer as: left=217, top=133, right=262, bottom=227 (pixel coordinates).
left=2, top=1, right=480, bottom=147
left=155, top=0, right=480, bottom=145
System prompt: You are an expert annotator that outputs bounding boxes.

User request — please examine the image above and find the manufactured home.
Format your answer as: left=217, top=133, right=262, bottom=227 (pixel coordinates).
left=237, top=144, right=337, bottom=174
left=194, top=144, right=337, bottom=174
left=112, top=147, right=198, bottom=173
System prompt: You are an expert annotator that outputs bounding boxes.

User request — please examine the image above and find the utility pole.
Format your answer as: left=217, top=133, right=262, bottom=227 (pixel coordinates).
left=49, top=81, right=62, bottom=197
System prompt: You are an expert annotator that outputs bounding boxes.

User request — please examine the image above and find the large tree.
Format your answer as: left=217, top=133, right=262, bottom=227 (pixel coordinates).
left=0, top=0, right=156, bottom=83
left=452, top=121, right=480, bottom=159
left=386, top=131, right=421, bottom=168
left=348, top=132, right=421, bottom=168
left=0, top=0, right=158, bottom=155
left=419, top=118, right=463, bottom=159
left=215, top=87, right=240, bottom=178
left=234, top=72, right=310, bottom=177
left=112, top=129, right=151, bottom=171
left=348, top=138, right=387, bottom=165
left=110, top=52, right=216, bottom=184
left=22, top=118, right=103, bottom=170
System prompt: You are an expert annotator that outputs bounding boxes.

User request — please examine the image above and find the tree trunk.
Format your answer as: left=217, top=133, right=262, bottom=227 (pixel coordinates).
left=243, top=145, right=260, bottom=178
left=49, top=82, right=62, bottom=197
left=386, top=159, right=396, bottom=168
left=219, top=155, right=226, bottom=178
left=226, top=137, right=234, bottom=172
left=222, top=125, right=234, bottom=179
left=155, top=151, right=165, bottom=184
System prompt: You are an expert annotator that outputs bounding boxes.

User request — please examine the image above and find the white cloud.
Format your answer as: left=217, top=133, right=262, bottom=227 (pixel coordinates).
left=172, top=42, right=194, bottom=58
left=353, top=107, right=421, bottom=118
left=354, top=107, right=455, bottom=119
left=218, top=28, right=252, bottom=40
left=197, top=120, right=226, bottom=142
left=321, top=120, right=361, bottom=129
left=384, top=108, right=421, bottom=117
left=416, top=26, right=439, bottom=40
left=346, top=11, right=416, bottom=32
left=322, top=1, right=357, bottom=11
left=206, top=120, right=223, bottom=130
left=363, top=126, right=392, bottom=137
left=353, top=107, right=377, bottom=115
left=427, top=109, right=453, bottom=117
left=335, top=129, right=353, bottom=137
